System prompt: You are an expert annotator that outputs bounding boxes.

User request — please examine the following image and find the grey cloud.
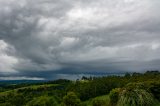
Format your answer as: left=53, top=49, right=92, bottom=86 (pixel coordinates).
left=0, top=0, right=160, bottom=80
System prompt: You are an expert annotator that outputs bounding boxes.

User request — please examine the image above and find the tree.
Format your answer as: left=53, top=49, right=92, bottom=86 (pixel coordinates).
left=62, top=92, right=81, bottom=106
left=26, top=96, right=58, bottom=106
left=81, top=76, right=88, bottom=80
left=124, top=73, right=131, bottom=78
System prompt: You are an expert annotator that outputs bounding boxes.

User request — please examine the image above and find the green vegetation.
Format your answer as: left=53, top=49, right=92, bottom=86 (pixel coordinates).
left=109, top=88, right=120, bottom=106
left=26, top=96, right=58, bottom=106
left=62, top=92, right=81, bottom=106
left=82, top=95, right=110, bottom=106
left=0, top=71, right=160, bottom=106
left=115, top=88, right=155, bottom=106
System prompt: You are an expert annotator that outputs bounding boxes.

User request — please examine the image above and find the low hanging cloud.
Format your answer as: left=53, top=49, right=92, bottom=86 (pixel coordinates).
left=0, top=0, right=160, bottom=80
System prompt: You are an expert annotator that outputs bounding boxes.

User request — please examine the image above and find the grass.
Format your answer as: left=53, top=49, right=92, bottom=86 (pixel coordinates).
left=17, top=84, right=59, bottom=89
left=0, top=84, right=59, bottom=95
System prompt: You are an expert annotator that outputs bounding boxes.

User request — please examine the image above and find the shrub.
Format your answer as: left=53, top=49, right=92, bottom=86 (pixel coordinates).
left=109, top=88, right=121, bottom=106
left=7, top=93, right=26, bottom=106
left=0, top=103, right=13, bottom=106
left=26, top=96, right=58, bottom=106
left=148, top=82, right=160, bottom=101
left=62, top=92, right=81, bottom=106
left=117, top=88, right=156, bottom=106
left=92, top=98, right=106, bottom=106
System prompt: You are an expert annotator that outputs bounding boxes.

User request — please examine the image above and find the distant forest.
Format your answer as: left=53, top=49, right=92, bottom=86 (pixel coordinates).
left=0, top=71, right=160, bottom=106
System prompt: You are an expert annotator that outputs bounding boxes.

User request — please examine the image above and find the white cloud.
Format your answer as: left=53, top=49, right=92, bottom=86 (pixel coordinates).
left=0, top=40, right=18, bottom=73
left=151, top=43, right=160, bottom=50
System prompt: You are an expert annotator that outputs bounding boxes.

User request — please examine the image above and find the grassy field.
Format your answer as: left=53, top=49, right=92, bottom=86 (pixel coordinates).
left=0, top=84, right=59, bottom=95
left=17, top=84, right=59, bottom=89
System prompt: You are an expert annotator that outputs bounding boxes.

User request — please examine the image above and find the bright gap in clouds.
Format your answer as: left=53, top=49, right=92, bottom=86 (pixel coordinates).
left=0, top=40, right=18, bottom=74
left=0, top=0, right=160, bottom=80
left=0, top=76, right=45, bottom=80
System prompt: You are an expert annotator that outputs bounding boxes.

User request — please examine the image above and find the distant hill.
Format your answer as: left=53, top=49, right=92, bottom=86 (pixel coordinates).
left=0, top=80, right=47, bottom=87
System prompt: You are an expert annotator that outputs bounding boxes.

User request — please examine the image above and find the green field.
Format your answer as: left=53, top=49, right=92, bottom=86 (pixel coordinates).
left=0, top=84, right=59, bottom=95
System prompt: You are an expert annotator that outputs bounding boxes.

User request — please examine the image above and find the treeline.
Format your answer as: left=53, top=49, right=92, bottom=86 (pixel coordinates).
left=0, top=71, right=160, bottom=106
left=0, top=79, right=72, bottom=106
left=67, top=71, right=160, bottom=101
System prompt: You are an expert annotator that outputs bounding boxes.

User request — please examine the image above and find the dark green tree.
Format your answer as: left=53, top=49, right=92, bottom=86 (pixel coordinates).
left=62, top=92, right=81, bottom=106
left=26, top=96, right=58, bottom=106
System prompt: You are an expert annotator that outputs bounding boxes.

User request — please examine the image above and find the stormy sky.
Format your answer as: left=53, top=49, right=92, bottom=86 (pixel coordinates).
left=0, top=0, right=160, bottom=80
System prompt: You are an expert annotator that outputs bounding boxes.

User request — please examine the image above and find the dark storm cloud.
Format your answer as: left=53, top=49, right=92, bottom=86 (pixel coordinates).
left=0, top=0, right=160, bottom=80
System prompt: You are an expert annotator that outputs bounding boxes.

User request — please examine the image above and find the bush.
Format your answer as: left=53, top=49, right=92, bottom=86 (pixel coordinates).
left=148, top=82, right=160, bottom=101
left=109, top=88, right=121, bottom=106
left=92, top=98, right=106, bottom=106
left=62, top=92, right=81, bottom=106
left=26, top=96, right=58, bottom=106
left=7, top=93, right=26, bottom=106
left=126, top=82, right=160, bottom=102
left=117, top=88, right=156, bottom=106
left=0, top=103, right=13, bottom=106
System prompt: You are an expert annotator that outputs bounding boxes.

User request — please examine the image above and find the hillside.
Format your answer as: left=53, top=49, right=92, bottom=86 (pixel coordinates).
left=0, top=71, right=160, bottom=106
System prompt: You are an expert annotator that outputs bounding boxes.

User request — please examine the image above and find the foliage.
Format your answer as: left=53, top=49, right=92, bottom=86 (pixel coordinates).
left=148, top=82, right=160, bottom=101
left=0, top=71, right=160, bottom=106
left=82, top=95, right=110, bottom=106
left=62, top=92, right=81, bottom=106
left=26, top=96, right=58, bottom=106
left=92, top=98, right=106, bottom=106
left=117, top=88, right=156, bottom=106
left=124, top=73, right=131, bottom=78
left=0, top=103, right=13, bottom=106
left=67, top=76, right=127, bottom=101
left=109, top=88, right=121, bottom=106
left=0, top=79, right=71, bottom=106
left=0, top=92, right=27, bottom=106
